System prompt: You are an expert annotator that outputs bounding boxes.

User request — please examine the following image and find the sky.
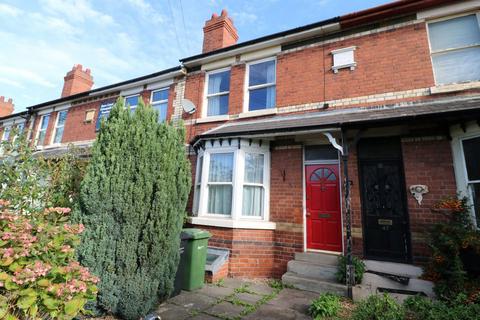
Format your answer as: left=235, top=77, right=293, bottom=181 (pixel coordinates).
left=0, top=0, right=390, bottom=112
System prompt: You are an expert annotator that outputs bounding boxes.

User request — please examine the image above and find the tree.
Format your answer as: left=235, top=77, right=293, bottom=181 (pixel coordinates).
left=75, top=98, right=191, bottom=319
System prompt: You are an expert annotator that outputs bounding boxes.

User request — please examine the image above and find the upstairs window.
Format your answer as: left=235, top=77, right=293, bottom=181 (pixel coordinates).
left=96, top=102, right=114, bottom=131
left=52, top=110, right=68, bottom=144
left=205, top=69, right=230, bottom=117
left=428, top=14, right=480, bottom=85
left=247, top=59, right=276, bottom=111
left=125, top=94, right=140, bottom=113
left=2, top=126, right=11, bottom=141
left=36, top=114, right=50, bottom=146
left=151, top=88, right=169, bottom=122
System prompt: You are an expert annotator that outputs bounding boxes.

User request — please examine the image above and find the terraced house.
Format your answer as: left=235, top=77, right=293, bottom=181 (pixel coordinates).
left=1, top=0, right=479, bottom=295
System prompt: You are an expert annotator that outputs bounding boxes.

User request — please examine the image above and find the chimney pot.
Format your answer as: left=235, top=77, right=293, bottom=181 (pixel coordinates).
left=61, top=64, right=94, bottom=98
left=0, top=96, right=14, bottom=117
left=202, top=9, right=238, bottom=53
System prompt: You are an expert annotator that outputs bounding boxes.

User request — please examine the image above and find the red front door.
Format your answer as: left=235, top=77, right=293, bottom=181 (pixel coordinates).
left=306, top=164, right=342, bottom=252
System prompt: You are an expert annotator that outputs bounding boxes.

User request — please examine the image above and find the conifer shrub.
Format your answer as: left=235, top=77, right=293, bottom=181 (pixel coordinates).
left=75, top=98, right=191, bottom=319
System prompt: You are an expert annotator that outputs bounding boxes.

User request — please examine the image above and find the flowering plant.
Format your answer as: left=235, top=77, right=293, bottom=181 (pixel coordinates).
left=0, top=200, right=98, bottom=319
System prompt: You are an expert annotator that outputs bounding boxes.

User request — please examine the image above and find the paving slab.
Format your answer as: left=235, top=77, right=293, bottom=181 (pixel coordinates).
left=188, top=313, right=220, bottom=320
left=168, top=291, right=217, bottom=311
left=243, top=304, right=305, bottom=320
left=246, top=283, right=276, bottom=296
left=222, top=278, right=251, bottom=289
left=234, top=292, right=263, bottom=305
left=204, top=301, right=244, bottom=319
left=156, top=303, right=192, bottom=320
left=196, top=284, right=236, bottom=299
left=266, top=288, right=318, bottom=314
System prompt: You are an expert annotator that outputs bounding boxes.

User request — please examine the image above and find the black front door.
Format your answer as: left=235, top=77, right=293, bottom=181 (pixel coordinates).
left=358, top=138, right=411, bottom=263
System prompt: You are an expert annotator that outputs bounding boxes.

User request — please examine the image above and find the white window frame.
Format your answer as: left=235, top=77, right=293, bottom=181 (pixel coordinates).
left=203, top=67, right=231, bottom=119
left=150, top=88, right=169, bottom=122
left=35, top=114, right=51, bottom=147
left=191, top=139, right=273, bottom=229
left=243, top=57, right=277, bottom=113
left=12, top=122, right=25, bottom=143
left=426, top=11, right=480, bottom=86
left=124, top=94, right=140, bottom=112
left=50, top=110, right=68, bottom=145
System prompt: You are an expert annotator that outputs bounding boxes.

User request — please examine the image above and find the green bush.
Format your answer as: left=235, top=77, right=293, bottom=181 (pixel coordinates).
left=404, top=294, right=480, bottom=320
left=75, top=98, right=191, bottom=319
left=351, top=294, right=404, bottom=320
left=336, top=255, right=366, bottom=285
left=0, top=201, right=98, bottom=319
left=424, top=197, right=480, bottom=301
left=308, top=293, right=341, bottom=319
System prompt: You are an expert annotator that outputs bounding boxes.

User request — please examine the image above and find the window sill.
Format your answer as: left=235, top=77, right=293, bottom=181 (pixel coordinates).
left=238, top=108, right=277, bottom=119
left=196, top=115, right=230, bottom=124
left=188, top=216, right=276, bottom=230
left=430, top=81, right=480, bottom=94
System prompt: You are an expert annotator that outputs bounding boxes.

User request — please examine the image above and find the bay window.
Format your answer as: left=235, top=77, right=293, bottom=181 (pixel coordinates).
left=205, top=69, right=230, bottom=117
left=192, top=140, right=273, bottom=229
left=246, top=59, right=276, bottom=111
left=428, top=14, right=480, bottom=85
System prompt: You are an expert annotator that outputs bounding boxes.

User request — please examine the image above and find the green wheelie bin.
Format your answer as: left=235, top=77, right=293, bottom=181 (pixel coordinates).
left=179, top=228, right=211, bottom=291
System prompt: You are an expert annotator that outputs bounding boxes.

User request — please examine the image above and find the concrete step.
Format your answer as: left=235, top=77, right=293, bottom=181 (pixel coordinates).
left=287, top=260, right=338, bottom=282
left=282, top=272, right=347, bottom=296
left=360, top=273, right=434, bottom=298
left=363, top=260, right=423, bottom=279
left=294, top=252, right=340, bottom=267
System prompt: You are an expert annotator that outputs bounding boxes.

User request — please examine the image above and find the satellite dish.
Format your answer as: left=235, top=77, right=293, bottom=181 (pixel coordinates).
left=181, top=99, right=197, bottom=114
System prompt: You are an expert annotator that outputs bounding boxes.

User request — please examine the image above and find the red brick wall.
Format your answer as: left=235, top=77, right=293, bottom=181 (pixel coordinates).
left=276, top=23, right=434, bottom=107
left=229, top=64, right=246, bottom=115
left=401, top=138, right=457, bottom=264
left=62, top=100, right=111, bottom=143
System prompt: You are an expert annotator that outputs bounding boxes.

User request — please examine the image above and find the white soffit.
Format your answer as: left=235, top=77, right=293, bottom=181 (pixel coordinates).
left=417, top=0, right=480, bottom=20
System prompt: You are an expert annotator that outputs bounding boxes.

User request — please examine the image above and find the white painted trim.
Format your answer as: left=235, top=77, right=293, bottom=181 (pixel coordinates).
left=196, top=115, right=230, bottom=124
left=330, top=46, right=357, bottom=54
left=302, top=146, right=307, bottom=252
left=188, top=216, right=276, bottom=230
left=430, top=81, right=480, bottom=94
left=240, top=46, right=281, bottom=63
left=243, top=57, right=277, bottom=114
left=201, top=57, right=236, bottom=71
left=34, top=113, right=51, bottom=147
left=417, top=0, right=480, bottom=20
left=238, top=108, right=278, bottom=119
left=120, top=87, right=143, bottom=97
left=38, top=103, right=70, bottom=115
left=146, top=79, right=173, bottom=91
left=307, top=249, right=342, bottom=255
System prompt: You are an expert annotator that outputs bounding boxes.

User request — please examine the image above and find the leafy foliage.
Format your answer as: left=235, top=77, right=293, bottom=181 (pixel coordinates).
left=0, top=201, right=98, bottom=319
left=351, top=294, right=404, bottom=320
left=75, top=98, right=191, bottom=319
left=404, top=294, right=480, bottom=320
left=336, top=255, right=366, bottom=285
left=308, top=293, right=341, bottom=319
left=423, top=197, right=480, bottom=301
left=0, top=132, right=87, bottom=213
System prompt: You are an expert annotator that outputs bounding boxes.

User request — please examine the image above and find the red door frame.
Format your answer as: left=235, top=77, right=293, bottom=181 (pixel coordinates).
left=305, top=164, right=342, bottom=252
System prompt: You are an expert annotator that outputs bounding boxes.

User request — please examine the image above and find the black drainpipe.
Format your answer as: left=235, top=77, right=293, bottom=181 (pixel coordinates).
left=341, top=128, right=354, bottom=299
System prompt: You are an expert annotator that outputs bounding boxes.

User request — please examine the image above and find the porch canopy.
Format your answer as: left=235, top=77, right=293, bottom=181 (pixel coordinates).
left=192, top=96, right=480, bottom=145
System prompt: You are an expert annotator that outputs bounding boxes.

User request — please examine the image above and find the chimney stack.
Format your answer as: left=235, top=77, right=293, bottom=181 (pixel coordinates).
left=202, top=9, right=238, bottom=53
left=0, top=96, right=14, bottom=117
left=61, top=64, right=94, bottom=98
